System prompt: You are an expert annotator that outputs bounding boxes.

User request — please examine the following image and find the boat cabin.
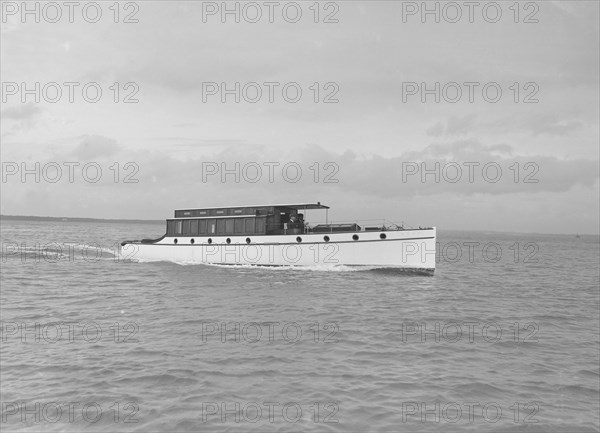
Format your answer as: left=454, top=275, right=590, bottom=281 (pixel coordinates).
left=166, top=203, right=330, bottom=237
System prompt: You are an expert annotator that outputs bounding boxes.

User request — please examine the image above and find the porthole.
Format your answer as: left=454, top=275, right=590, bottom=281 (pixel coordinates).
left=191, top=238, right=195, bottom=244
left=246, top=237, right=251, bottom=244
left=208, top=238, right=212, bottom=244
left=296, top=236, right=302, bottom=243
left=174, top=238, right=178, bottom=244
left=380, top=233, right=387, bottom=240
left=352, top=234, right=359, bottom=241
left=323, top=235, right=330, bottom=242
left=226, top=238, right=231, bottom=244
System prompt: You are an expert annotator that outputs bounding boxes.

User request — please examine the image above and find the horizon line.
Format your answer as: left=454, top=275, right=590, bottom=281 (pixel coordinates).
left=1, top=214, right=598, bottom=237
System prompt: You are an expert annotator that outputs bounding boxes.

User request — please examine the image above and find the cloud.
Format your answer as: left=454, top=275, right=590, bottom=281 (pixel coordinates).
left=0, top=103, right=43, bottom=134
left=427, top=115, right=477, bottom=137
left=71, top=135, right=121, bottom=160
left=426, top=122, right=444, bottom=137
left=1, top=103, right=42, bottom=120
left=162, top=138, right=248, bottom=148
left=2, top=140, right=598, bottom=233
left=332, top=140, right=598, bottom=197
left=528, top=114, right=584, bottom=136
left=66, top=139, right=596, bottom=198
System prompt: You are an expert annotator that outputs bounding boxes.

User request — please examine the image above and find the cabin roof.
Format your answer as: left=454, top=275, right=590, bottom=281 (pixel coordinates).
left=175, top=203, right=329, bottom=211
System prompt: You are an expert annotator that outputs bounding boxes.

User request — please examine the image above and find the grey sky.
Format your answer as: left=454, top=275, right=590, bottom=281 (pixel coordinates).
left=1, top=1, right=598, bottom=234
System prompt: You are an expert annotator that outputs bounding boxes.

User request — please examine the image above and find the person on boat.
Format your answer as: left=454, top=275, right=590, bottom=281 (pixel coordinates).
left=297, top=214, right=306, bottom=232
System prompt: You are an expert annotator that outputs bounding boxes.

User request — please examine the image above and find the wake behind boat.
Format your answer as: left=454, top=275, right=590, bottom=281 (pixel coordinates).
left=121, top=203, right=436, bottom=273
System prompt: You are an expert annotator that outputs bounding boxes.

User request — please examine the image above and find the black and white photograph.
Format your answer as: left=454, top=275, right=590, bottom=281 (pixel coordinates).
left=1, top=0, right=599, bottom=431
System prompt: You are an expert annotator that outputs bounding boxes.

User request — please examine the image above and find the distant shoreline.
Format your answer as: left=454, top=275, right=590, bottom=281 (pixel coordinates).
left=0, top=215, right=163, bottom=225
left=0, top=214, right=598, bottom=237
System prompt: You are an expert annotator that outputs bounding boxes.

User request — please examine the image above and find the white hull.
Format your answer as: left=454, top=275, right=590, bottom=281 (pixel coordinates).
left=122, top=228, right=436, bottom=272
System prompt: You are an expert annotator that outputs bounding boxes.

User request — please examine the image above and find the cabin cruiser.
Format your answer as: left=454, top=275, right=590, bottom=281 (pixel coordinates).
left=121, top=203, right=436, bottom=273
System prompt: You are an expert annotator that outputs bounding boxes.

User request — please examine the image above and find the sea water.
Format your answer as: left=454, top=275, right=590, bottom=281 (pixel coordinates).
left=1, top=219, right=598, bottom=432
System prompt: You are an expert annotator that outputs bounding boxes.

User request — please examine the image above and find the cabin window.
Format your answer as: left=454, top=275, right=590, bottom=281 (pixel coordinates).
left=190, top=219, right=199, bottom=236
left=233, top=209, right=243, bottom=215
left=217, top=219, right=226, bottom=234
left=198, top=210, right=207, bottom=216
left=207, top=219, right=216, bottom=234
left=266, top=216, right=275, bottom=233
left=216, top=209, right=225, bottom=215
left=183, top=220, right=191, bottom=235
left=167, top=220, right=175, bottom=235
left=199, top=219, right=207, bottom=234
left=245, top=218, right=255, bottom=234
left=234, top=218, right=244, bottom=234
left=225, top=219, right=234, bottom=234
left=255, top=217, right=265, bottom=233
left=175, top=221, right=183, bottom=235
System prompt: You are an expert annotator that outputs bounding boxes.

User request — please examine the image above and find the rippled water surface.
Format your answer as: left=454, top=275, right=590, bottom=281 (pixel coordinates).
left=1, top=220, right=599, bottom=432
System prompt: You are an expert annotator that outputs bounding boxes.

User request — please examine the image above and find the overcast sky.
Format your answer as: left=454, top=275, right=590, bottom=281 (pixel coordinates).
left=1, top=1, right=598, bottom=234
